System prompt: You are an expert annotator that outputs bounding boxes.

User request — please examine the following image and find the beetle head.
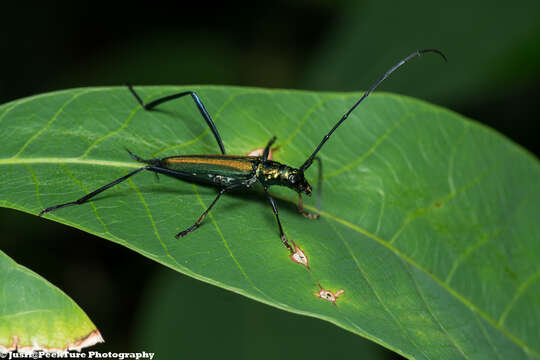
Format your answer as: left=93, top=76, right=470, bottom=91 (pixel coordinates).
left=286, top=168, right=312, bottom=196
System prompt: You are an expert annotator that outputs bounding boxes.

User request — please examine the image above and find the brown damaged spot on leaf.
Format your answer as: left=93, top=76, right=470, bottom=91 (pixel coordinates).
left=0, top=329, right=104, bottom=354
left=0, top=335, right=19, bottom=353
left=315, top=283, right=344, bottom=306
left=68, top=329, right=104, bottom=352
left=289, top=240, right=310, bottom=270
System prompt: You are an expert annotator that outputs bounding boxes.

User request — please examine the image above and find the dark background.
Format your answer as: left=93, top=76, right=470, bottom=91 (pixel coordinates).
left=2, top=1, right=539, bottom=359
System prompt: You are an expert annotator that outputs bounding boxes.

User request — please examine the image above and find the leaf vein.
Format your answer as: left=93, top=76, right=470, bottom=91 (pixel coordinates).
left=405, top=259, right=469, bottom=359
left=326, top=218, right=431, bottom=359
left=390, top=160, right=501, bottom=245
left=277, top=93, right=323, bottom=151
left=59, top=165, right=127, bottom=246
left=12, top=89, right=95, bottom=158
left=150, top=91, right=242, bottom=156
left=473, top=312, right=505, bottom=360
left=445, top=230, right=498, bottom=284
left=80, top=94, right=145, bottom=158
left=128, top=178, right=180, bottom=267
left=323, top=109, right=413, bottom=180
left=298, top=202, right=540, bottom=358
left=191, top=184, right=272, bottom=301
left=498, top=267, right=540, bottom=326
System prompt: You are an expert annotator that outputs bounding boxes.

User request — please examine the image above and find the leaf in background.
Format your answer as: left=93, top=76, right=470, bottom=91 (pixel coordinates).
left=0, top=86, right=539, bottom=359
left=0, top=250, right=102, bottom=352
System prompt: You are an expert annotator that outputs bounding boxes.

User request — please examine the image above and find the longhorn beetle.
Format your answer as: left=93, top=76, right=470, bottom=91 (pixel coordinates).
left=39, top=49, right=446, bottom=254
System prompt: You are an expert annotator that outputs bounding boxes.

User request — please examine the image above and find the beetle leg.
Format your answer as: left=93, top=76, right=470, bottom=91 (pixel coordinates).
left=297, top=194, right=320, bottom=219
left=176, top=184, right=242, bottom=238
left=313, top=156, right=323, bottom=212
left=39, top=166, right=150, bottom=216
left=265, top=189, right=293, bottom=253
left=262, top=136, right=277, bottom=161
left=127, top=85, right=226, bottom=155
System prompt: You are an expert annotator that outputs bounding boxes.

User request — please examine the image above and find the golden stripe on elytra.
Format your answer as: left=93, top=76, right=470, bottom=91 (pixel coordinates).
left=166, top=157, right=254, bottom=171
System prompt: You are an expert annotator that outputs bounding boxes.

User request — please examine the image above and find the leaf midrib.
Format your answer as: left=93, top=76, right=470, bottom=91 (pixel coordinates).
left=0, top=155, right=536, bottom=357
left=0, top=157, right=141, bottom=168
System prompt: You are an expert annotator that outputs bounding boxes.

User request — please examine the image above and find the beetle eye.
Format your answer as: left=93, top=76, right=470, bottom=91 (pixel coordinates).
left=288, top=174, right=295, bottom=183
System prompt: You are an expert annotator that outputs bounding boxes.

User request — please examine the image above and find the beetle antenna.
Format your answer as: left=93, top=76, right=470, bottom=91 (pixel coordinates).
left=299, top=49, right=447, bottom=172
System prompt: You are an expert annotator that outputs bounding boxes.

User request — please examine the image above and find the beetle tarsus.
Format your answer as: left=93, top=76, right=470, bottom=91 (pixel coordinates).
left=281, top=235, right=294, bottom=254
left=174, top=184, right=242, bottom=239
left=297, top=194, right=320, bottom=219
left=176, top=225, right=197, bottom=238
left=300, top=210, right=320, bottom=220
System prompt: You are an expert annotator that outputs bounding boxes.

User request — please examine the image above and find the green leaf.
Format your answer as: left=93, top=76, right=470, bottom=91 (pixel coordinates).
left=1, top=86, right=539, bottom=359
left=0, top=250, right=102, bottom=352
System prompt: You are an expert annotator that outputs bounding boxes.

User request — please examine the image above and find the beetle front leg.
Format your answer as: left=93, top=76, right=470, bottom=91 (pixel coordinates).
left=265, top=189, right=293, bottom=253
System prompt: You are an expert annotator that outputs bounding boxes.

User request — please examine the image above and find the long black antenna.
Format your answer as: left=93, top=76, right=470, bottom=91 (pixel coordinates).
left=300, top=49, right=447, bottom=172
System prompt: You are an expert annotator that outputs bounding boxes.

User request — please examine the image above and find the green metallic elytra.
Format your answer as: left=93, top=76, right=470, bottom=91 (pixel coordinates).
left=162, top=155, right=257, bottom=185
left=140, top=152, right=312, bottom=194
